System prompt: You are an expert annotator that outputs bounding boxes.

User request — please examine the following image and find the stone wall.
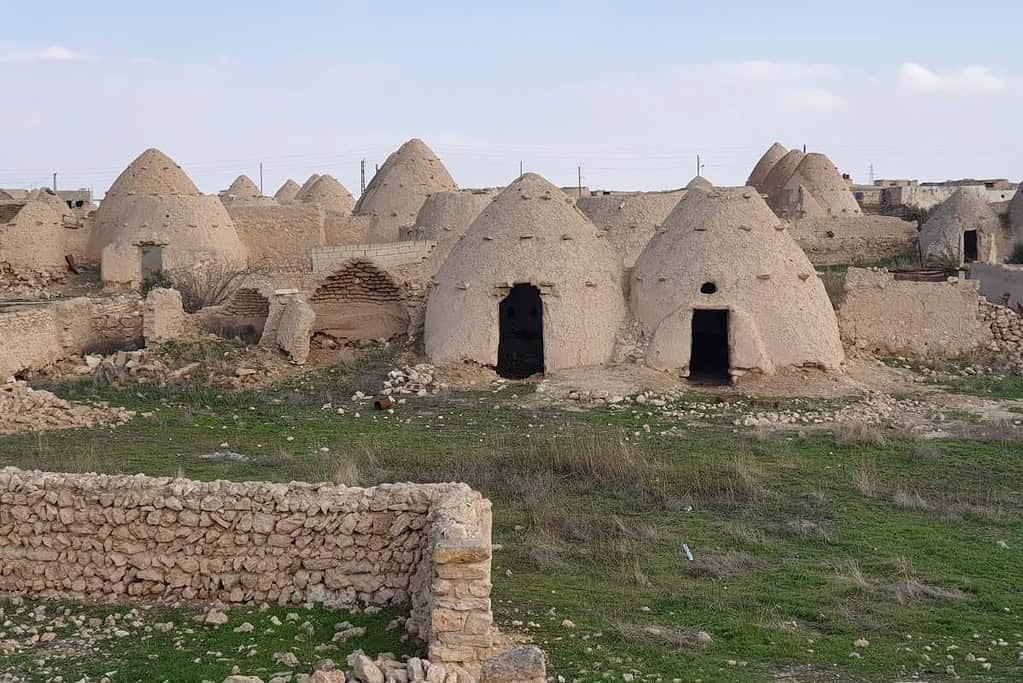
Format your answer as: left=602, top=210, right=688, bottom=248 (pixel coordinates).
left=311, top=241, right=436, bottom=273
left=0, top=296, right=143, bottom=378
left=230, top=204, right=326, bottom=271
left=0, top=468, right=493, bottom=674
left=789, top=216, right=919, bottom=266
left=837, top=268, right=992, bottom=357
left=324, top=212, right=372, bottom=246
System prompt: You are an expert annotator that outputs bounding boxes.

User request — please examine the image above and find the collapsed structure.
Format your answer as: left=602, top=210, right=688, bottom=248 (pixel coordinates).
left=88, top=148, right=248, bottom=286
left=425, top=174, right=626, bottom=377
left=919, top=189, right=1007, bottom=265
left=356, top=139, right=458, bottom=243
left=630, top=187, right=844, bottom=378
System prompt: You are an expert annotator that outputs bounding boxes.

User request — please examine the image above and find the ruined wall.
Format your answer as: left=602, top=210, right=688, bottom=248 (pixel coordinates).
left=229, top=203, right=326, bottom=271
left=311, top=241, right=435, bottom=273
left=789, top=216, right=919, bottom=266
left=324, top=213, right=372, bottom=246
left=0, top=202, right=67, bottom=277
left=837, top=268, right=991, bottom=357
left=0, top=468, right=493, bottom=673
left=0, top=296, right=143, bottom=378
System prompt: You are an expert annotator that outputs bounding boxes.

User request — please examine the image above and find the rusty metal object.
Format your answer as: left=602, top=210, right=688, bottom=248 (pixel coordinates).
left=373, top=395, right=394, bottom=410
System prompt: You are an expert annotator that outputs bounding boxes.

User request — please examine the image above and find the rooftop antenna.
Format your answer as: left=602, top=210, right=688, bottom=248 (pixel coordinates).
left=868, top=162, right=875, bottom=185
left=259, top=162, right=263, bottom=194
left=802, top=144, right=807, bottom=153
left=360, top=159, right=366, bottom=194
left=519, top=161, right=524, bottom=177
left=52, top=172, right=57, bottom=192
left=577, top=166, right=582, bottom=198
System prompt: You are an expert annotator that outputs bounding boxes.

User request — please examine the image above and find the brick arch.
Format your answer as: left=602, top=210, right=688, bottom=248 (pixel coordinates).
left=310, top=258, right=410, bottom=345
left=202, top=287, right=270, bottom=344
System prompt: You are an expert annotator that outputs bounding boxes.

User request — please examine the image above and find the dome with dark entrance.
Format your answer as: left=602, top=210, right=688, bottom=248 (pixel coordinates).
left=630, top=186, right=843, bottom=378
left=425, top=173, right=626, bottom=375
left=920, top=189, right=1005, bottom=265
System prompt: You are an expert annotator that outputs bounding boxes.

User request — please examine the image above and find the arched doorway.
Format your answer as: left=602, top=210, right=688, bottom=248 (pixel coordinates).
left=497, top=284, right=544, bottom=379
left=310, top=259, right=409, bottom=347
left=203, top=288, right=270, bottom=344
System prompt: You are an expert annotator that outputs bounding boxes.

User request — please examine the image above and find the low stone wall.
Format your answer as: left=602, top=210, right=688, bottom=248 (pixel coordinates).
left=790, top=216, right=918, bottom=266
left=837, top=268, right=991, bottom=357
left=0, top=468, right=493, bottom=674
left=0, top=295, right=143, bottom=378
left=311, top=241, right=436, bottom=273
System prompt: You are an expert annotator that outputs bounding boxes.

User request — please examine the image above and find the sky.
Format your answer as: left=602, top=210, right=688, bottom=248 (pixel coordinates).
left=1, top=0, right=1021, bottom=196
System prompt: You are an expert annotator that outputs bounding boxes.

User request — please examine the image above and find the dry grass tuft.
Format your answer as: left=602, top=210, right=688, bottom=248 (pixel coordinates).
left=851, top=458, right=880, bottom=498
left=834, top=419, right=886, bottom=446
left=892, top=489, right=934, bottom=512
left=786, top=518, right=831, bottom=543
left=834, top=559, right=873, bottom=592
left=685, top=550, right=765, bottom=579
left=721, top=522, right=766, bottom=546
left=891, top=579, right=968, bottom=604
left=616, top=623, right=711, bottom=650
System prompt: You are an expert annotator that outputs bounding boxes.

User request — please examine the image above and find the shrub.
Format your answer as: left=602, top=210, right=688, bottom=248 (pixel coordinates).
left=168, top=262, right=246, bottom=313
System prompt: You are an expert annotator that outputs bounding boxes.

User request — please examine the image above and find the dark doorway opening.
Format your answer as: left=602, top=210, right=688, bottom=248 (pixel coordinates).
left=140, top=244, right=163, bottom=279
left=963, top=230, right=978, bottom=263
left=690, top=309, right=730, bottom=385
left=497, top=284, right=544, bottom=379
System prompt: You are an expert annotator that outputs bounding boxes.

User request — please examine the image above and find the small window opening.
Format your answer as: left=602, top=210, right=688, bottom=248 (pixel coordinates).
left=700, top=282, right=717, bottom=294
left=963, top=230, right=979, bottom=263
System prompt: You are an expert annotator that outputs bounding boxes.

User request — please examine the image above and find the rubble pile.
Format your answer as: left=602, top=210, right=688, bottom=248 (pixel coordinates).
left=980, top=300, right=1023, bottom=361
left=381, top=363, right=441, bottom=397
left=0, top=379, right=134, bottom=434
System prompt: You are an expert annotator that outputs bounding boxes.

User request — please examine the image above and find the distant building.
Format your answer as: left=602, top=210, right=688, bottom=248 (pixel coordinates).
left=877, top=179, right=1017, bottom=213
left=57, top=188, right=93, bottom=210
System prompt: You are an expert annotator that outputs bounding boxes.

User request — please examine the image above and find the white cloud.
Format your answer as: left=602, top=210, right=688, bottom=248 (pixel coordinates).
left=0, top=45, right=87, bottom=64
left=901, top=62, right=1004, bottom=92
left=721, top=60, right=839, bottom=82
left=779, top=87, right=845, bottom=112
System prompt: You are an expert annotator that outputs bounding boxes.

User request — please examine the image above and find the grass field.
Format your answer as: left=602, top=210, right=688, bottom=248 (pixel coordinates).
left=2, top=348, right=1022, bottom=682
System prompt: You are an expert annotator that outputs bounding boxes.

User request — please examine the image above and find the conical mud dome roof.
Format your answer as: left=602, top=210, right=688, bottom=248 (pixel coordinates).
left=105, top=148, right=199, bottom=197
left=355, top=138, right=457, bottom=242
left=426, top=173, right=626, bottom=370
left=631, top=186, right=843, bottom=373
left=297, top=175, right=355, bottom=213
left=761, top=149, right=805, bottom=201
left=298, top=174, right=321, bottom=196
left=781, top=153, right=860, bottom=216
left=224, top=175, right=261, bottom=199
left=747, top=142, right=788, bottom=191
left=686, top=175, right=713, bottom=191
left=274, top=179, right=301, bottom=203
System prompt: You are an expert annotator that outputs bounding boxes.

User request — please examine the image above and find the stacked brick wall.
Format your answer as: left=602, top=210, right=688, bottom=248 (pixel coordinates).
left=311, top=241, right=436, bottom=273
left=312, top=259, right=403, bottom=305
left=0, top=468, right=493, bottom=673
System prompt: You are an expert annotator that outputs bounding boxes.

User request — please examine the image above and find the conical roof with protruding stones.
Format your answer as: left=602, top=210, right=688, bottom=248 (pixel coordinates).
left=104, top=148, right=200, bottom=197
left=747, top=142, right=788, bottom=191
left=224, top=175, right=261, bottom=199
left=87, top=148, right=247, bottom=269
left=780, top=153, right=860, bottom=217
left=426, top=173, right=626, bottom=371
left=761, top=149, right=805, bottom=201
left=416, top=189, right=500, bottom=275
left=274, top=179, right=301, bottom=203
left=920, top=189, right=1004, bottom=264
left=686, top=175, right=713, bottom=192
left=296, top=175, right=355, bottom=213
left=631, top=186, right=843, bottom=374
left=298, top=174, right=321, bottom=196
left=356, top=138, right=457, bottom=242
left=576, top=189, right=686, bottom=269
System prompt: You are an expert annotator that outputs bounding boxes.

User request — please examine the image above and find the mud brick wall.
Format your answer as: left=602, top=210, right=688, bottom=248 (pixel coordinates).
left=0, top=469, right=494, bottom=672
left=311, top=241, right=436, bottom=273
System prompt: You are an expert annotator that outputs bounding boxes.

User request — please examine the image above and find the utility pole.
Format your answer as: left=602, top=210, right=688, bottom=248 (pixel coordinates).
left=259, top=162, right=263, bottom=194
left=696, top=154, right=701, bottom=177
left=868, top=162, right=875, bottom=185
left=52, top=172, right=57, bottom=192
left=519, top=161, right=523, bottom=177
left=803, top=144, right=807, bottom=153
left=577, top=166, right=582, bottom=197
left=360, top=160, right=366, bottom=194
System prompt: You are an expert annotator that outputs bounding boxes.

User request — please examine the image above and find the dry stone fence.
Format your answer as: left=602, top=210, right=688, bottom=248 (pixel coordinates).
left=0, top=468, right=495, bottom=675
